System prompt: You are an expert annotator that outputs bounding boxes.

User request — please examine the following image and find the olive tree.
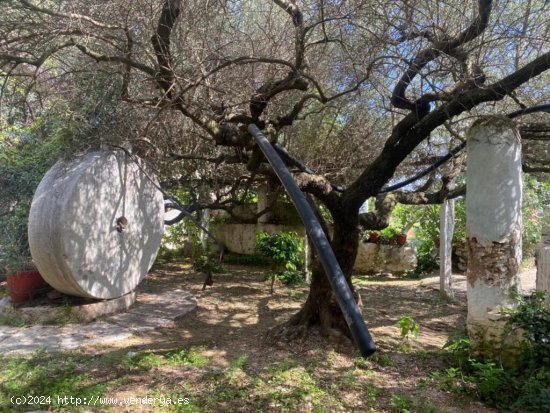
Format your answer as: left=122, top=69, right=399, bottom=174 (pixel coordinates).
left=1, top=0, right=549, bottom=345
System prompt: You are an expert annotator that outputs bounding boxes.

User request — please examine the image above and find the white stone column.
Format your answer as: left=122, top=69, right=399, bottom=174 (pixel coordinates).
left=466, top=116, right=522, bottom=356
left=536, top=226, right=550, bottom=296
left=440, top=198, right=455, bottom=299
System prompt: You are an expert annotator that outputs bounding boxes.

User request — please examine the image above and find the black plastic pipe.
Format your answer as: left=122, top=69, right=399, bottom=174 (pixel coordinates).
left=248, top=124, right=376, bottom=357
left=379, top=141, right=466, bottom=193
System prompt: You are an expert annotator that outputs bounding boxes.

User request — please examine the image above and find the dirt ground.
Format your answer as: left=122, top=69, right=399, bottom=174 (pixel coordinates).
left=73, top=262, right=500, bottom=413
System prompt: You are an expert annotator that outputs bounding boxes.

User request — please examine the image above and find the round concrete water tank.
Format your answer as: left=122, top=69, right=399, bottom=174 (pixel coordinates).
left=28, top=150, right=164, bottom=299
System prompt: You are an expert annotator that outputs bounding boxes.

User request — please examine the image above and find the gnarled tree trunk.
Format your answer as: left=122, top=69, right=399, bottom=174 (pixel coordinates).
left=279, top=215, right=361, bottom=342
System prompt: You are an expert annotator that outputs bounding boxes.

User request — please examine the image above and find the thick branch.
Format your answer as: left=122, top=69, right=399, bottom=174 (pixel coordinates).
left=293, top=172, right=341, bottom=215
left=391, top=0, right=493, bottom=111
left=345, top=50, right=550, bottom=214
left=250, top=72, right=308, bottom=120
left=151, top=0, right=181, bottom=95
left=394, top=185, right=466, bottom=205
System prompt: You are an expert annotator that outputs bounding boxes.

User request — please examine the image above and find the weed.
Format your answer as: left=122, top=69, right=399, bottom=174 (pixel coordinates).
left=369, top=352, right=395, bottom=367
left=440, top=292, right=550, bottom=412
left=166, top=347, right=211, bottom=367
left=0, top=314, right=27, bottom=327
left=230, top=354, right=249, bottom=369
left=0, top=350, right=107, bottom=412
left=396, top=315, right=419, bottom=352
left=390, top=393, right=444, bottom=413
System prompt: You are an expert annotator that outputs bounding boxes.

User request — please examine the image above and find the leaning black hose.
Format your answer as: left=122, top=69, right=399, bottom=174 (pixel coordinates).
left=248, top=124, right=376, bottom=357
left=379, top=141, right=466, bottom=193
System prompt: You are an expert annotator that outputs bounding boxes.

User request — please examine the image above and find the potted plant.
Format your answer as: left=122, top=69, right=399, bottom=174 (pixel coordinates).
left=380, top=226, right=400, bottom=247
left=1, top=206, right=47, bottom=304
left=6, top=262, right=46, bottom=304
left=368, top=232, right=379, bottom=243
left=396, top=233, right=407, bottom=246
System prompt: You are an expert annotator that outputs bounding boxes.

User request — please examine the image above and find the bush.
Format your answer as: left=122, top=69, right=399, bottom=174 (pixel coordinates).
left=255, top=231, right=304, bottom=272
left=0, top=120, right=67, bottom=273
left=408, top=240, right=438, bottom=276
left=255, top=231, right=304, bottom=286
left=193, top=255, right=224, bottom=273
left=441, top=291, right=550, bottom=412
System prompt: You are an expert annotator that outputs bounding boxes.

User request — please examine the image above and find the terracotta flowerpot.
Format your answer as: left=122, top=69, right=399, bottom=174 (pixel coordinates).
left=396, top=234, right=407, bottom=246
left=7, top=270, right=47, bottom=303
left=368, top=232, right=379, bottom=243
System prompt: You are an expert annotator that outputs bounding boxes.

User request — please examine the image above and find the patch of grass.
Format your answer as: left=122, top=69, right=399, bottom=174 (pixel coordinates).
left=230, top=354, right=248, bottom=369
left=256, top=364, right=331, bottom=412
left=369, top=352, right=395, bottom=367
left=0, top=350, right=107, bottom=412
left=165, top=347, right=211, bottom=367
left=390, top=393, right=444, bottom=413
left=0, top=314, right=27, bottom=327
left=44, top=303, right=82, bottom=326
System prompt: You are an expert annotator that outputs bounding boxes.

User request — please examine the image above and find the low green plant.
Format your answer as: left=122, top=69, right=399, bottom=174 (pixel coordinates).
left=396, top=315, right=419, bottom=352
left=380, top=226, right=400, bottom=240
left=166, top=347, right=211, bottom=367
left=265, top=269, right=303, bottom=285
left=503, top=290, right=550, bottom=365
left=411, top=240, right=438, bottom=276
left=440, top=292, right=550, bottom=412
left=156, top=246, right=186, bottom=263
left=192, top=255, right=224, bottom=273
left=255, top=231, right=304, bottom=291
left=390, top=393, right=441, bottom=413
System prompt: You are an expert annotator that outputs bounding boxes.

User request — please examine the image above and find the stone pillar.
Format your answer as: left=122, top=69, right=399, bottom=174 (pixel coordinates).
left=440, top=198, right=455, bottom=299
left=466, top=116, right=522, bottom=356
left=536, top=226, right=550, bottom=295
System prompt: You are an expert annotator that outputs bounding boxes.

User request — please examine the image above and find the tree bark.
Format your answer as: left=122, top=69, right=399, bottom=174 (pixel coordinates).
left=279, top=215, right=361, bottom=342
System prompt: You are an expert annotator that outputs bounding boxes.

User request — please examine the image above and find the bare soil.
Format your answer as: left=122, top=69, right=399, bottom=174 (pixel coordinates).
left=82, top=263, right=498, bottom=413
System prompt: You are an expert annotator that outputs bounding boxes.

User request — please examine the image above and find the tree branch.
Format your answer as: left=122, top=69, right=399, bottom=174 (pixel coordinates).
left=391, top=0, right=493, bottom=112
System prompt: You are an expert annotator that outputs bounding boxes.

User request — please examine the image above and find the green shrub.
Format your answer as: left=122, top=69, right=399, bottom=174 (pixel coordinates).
left=255, top=231, right=304, bottom=271
left=440, top=292, right=550, bottom=412
left=193, top=255, right=224, bottom=273
left=409, top=240, right=438, bottom=276
left=396, top=315, right=419, bottom=352
left=0, top=120, right=67, bottom=273
left=265, top=270, right=303, bottom=285
left=255, top=231, right=304, bottom=287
